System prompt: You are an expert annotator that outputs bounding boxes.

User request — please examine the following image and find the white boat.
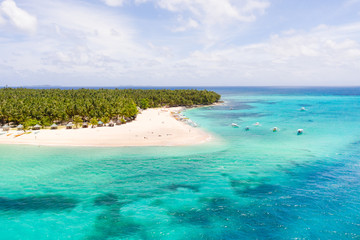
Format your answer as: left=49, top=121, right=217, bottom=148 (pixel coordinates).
left=273, top=127, right=279, bottom=132
left=297, top=129, right=304, bottom=135
left=231, top=123, right=239, bottom=128
left=300, top=107, right=306, bottom=111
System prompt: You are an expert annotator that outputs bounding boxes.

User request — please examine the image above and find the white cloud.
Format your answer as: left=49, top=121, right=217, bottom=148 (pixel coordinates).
left=0, top=0, right=37, bottom=33
left=173, top=17, right=199, bottom=32
left=101, top=0, right=127, bottom=7
left=0, top=0, right=164, bottom=83
left=102, top=0, right=269, bottom=31
left=170, top=23, right=360, bottom=85
left=344, top=0, right=360, bottom=7
left=155, top=0, right=270, bottom=26
left=0, top=12, right=5, bottom=25
left=1, top=0, right=360, bottom=86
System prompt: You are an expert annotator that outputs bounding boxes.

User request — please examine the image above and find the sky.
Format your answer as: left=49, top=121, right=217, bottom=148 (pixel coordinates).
left=0, top=0, right=360, bottom=86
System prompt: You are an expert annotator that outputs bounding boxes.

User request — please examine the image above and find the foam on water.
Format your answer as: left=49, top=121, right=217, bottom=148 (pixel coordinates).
left=1, top=87, right=360, bottom=239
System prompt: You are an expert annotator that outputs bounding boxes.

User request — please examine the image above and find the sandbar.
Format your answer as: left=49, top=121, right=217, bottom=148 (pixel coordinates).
left=0, top=107, right=212, bottom=147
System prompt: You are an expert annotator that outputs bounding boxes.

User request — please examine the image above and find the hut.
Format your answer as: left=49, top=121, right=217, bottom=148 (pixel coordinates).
left=108, top=121, right=115, bottom=127
left=33, top=124, right=41, bottom=130
left=66, top=122, right=73, bottom=129
left=17, top=124, right=24, bottom=131
left=97, top=121, right=104, bottom=127
left=82, top=122, right=89, bottom=128
left=2, top=124, right=10, bottom=131
left=50, top=124, right=58, bottom=130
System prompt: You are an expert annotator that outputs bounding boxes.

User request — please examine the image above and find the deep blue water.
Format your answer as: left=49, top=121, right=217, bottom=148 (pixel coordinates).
left=1, top=87, right=360, bottom=239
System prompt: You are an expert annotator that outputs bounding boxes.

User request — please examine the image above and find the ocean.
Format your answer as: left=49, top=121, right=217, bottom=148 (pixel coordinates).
left=1, top=87, right=360, bottom=239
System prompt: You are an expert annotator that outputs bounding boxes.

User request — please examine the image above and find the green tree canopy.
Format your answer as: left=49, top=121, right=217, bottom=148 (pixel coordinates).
left=0, top=88, right=221, bottom=126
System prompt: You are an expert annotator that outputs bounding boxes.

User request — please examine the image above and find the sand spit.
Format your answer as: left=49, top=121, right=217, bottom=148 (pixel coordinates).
left=0, top=107, right=212, bottom=147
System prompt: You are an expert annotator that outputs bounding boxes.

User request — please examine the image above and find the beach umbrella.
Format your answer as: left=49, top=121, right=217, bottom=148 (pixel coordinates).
left=66, top=122, right=73, bottom=129
left=17, top=124, right=24, bottom=130
left=2, top=124, right=10, bottom=131
left=33, top=124, right=41, bottom=130
left=50, top=124, right=58, bottom=130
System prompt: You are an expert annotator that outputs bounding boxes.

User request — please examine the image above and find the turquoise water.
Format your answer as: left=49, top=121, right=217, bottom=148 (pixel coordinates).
left=1, top=87, right=360, bottom=239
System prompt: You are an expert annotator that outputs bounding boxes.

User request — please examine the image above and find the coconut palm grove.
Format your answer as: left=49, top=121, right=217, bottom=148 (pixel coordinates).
left=0, top=88, right=220, bottom=128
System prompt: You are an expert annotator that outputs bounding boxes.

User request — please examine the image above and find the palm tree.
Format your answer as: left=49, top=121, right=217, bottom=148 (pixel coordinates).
left=73, top=115, right=82, bottom=129
left=90, top=118, right=98, bottom=128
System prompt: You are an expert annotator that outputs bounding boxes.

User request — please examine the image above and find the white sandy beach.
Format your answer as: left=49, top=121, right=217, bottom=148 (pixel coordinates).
left=0, top=107, right=212, bottom=147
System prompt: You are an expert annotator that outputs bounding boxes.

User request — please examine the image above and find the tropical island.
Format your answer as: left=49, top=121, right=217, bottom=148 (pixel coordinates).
left=0, top=88, right=221, bottom=147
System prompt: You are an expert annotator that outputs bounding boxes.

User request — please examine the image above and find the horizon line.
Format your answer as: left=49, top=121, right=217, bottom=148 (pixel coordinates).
left=3, top=85, right=360, bottom=89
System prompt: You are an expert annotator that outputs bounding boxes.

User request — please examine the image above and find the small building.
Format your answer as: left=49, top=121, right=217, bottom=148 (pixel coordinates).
left=82, top=122, right=89, bottom=128
left=2, top=124, right=10, bottom=131
left=50, top=124, right=58, bottom=130
left=108, top=121, right=114, bottom=127
left=97, top=121, right=104, bottom=127
left=33, top=124, right=41, bottom=130
left=17, top=124, right=24, bottom=131
left=66, top=122, right=73, bottom=129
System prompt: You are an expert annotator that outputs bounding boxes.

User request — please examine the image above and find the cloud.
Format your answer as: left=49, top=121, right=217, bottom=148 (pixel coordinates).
left=101, top=0, right=127, bottom=7
left=102, top=0, right=270, bottom=30
left=173, top=17, right=199, bottom=32
left=170, top=23, right=360, bottom=85
left=1, top=0, right=360, bottom=86
left=0, top=12, right=5, bottom=25
left=0, top=0, right=160, bottom=81
left=0, top=0, right=37, bottom=33
left=344, top=0, right=360, bottom=7
left=98, top=0, right=270, bottom=48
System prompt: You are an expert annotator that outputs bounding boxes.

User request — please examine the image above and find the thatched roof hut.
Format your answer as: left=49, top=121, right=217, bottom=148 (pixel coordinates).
left=50, top=124, right=58, bottom=130
left=97, top=121, right=104, bottom=127
left=66, top=122, right=73, bottom=129
left=108, top=121, right=114, bottom=127
left=2, top=124, right=10, bottom=131
left=82, top=122, right=88, bottom=128
left=17, top=124, right=24, bottom=131
left=32, top=124, right=41, bottom=130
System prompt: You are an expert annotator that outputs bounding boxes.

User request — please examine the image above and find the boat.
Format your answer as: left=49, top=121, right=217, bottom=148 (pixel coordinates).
left=300, top=107, right=306, bottom=111
left=231, top=123, right=239, bottom=128
left=245, top=126, right=250, bottom=131
left=297, top=129, right=304, bottom=135
left=254, top=122, right=261, bottom=126
left=14, top=133, right=25, bottom=138
left=273, top=127, right=279, bottom=132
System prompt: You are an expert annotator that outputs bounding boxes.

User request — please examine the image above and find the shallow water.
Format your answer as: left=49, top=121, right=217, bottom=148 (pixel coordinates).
left=1, top=87, right=360, bottom=239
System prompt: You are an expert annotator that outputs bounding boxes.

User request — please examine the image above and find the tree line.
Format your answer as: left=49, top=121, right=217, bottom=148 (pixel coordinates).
left=0, top=88, right=220, bottom=127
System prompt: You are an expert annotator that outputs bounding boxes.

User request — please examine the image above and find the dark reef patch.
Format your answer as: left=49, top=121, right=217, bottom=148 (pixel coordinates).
left=94, top=193, right=119, bottom=206
left=0, top=195, right=77, bottom=212
left=228, top=177, right=281, bottom=198
left=86, top=206, right=141, bottom=240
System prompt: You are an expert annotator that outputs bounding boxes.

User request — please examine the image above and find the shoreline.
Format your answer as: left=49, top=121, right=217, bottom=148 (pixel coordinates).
left=0, top=107, right=213, bottom=147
